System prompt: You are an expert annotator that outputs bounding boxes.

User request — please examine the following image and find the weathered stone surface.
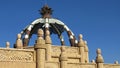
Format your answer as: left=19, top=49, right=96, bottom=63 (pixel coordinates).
left=45, top=62, right=59, bottom=68
left=0, top=48, right=34, bottom=62
left=0, top=44, right=119, bottom=68
left=104, top=64, right=120, bottom=68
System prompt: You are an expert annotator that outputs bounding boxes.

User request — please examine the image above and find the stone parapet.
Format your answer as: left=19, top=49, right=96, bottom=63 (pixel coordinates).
left=0, top=48, right=35, bottom=62
left=104, top=64, right=120, bottom=68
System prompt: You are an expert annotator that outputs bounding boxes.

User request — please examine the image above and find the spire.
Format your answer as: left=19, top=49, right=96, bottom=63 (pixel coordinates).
left=39, top=4, right=53, bottom=18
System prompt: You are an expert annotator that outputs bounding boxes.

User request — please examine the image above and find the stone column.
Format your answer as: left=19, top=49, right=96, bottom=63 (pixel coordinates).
left=95, top=49, right=104, bottom=68
left=34, top=29, right=46, bottom=68
left=60, top=46, right=67, bottom=68
left=45, top=29, right=52, bottom=61
left=78, top=34, right=85, bottom=63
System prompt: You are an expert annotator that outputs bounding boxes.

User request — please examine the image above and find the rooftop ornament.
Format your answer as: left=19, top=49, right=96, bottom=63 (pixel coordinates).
left=19, top=5, right=78, bottom=48
left=40, top=5, right=53, bottom=18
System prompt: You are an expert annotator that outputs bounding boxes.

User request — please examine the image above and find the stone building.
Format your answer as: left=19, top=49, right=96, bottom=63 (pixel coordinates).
left=0, top=5, right=119, bottom=68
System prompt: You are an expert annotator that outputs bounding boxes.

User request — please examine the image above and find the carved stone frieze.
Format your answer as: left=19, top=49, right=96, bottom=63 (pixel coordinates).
left=66, top=47, right=79, bottom=54
left=0, top=49, right=34, bottom=62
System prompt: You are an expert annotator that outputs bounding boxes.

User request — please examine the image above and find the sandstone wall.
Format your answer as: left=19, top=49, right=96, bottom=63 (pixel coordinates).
left=0, top=46, right=120, bottom=68
left=51, top=46, right=80, bottom=63
left=104, top=64, right=120, bottom=68
left=67, top=63, right=96, bottom=68
left=45, top=62, right=60, bottom=68
left=0, top=62, right=36, bottom=68
left=0, top=48, right=36, bottom=68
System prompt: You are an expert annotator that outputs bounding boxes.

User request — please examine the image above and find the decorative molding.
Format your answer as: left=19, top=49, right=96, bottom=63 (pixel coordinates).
left=66, top=47, right=79, bottom=54
left=52, top=46, right=79, bottom=54
left=0, top=49, right=34, bottom=62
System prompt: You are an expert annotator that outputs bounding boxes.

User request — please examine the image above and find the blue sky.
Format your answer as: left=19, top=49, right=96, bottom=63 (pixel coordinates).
left=0, top=0, right=120, bottom=63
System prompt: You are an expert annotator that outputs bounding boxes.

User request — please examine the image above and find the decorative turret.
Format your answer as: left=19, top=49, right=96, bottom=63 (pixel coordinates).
left=19, top=5, right=78, bottom=48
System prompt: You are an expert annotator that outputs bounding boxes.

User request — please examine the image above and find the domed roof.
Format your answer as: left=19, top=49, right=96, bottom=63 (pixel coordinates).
left=20, top=5, right=78, bottom=47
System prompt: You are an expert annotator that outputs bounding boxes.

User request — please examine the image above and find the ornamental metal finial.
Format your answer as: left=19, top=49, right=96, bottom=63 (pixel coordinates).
left=40, top=5, right=53, bottom=18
